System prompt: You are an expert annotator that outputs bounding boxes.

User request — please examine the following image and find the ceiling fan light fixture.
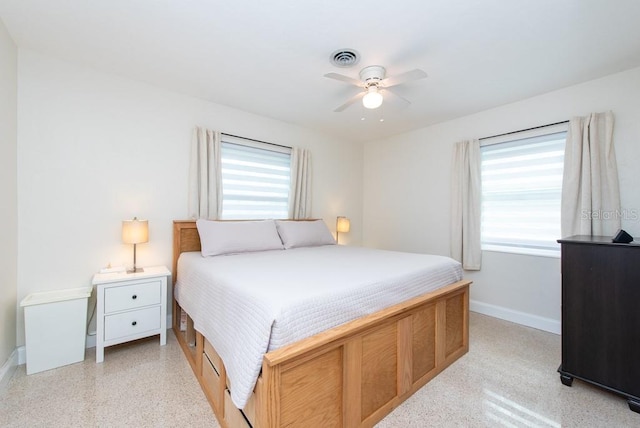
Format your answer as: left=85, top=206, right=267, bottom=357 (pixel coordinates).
left=362, top=86, right=383, bottom=109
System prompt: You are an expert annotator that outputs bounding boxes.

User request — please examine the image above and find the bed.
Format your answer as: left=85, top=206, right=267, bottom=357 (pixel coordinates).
left=172, top=219, right=471, bottom=427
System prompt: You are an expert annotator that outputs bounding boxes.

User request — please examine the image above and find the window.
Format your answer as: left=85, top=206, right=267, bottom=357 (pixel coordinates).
left=480, top=126, right=567, bottom=256
left=220, top=136, right=292, bottom=220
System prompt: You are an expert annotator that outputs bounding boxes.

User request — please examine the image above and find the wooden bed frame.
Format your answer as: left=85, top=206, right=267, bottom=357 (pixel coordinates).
left=172, top=220, right=471, bottom=427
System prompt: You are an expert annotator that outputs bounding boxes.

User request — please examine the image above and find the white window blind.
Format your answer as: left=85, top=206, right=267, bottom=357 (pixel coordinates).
left=481, top=129, right=567, bottom=256
left=220, top=137, right=292, bottom=220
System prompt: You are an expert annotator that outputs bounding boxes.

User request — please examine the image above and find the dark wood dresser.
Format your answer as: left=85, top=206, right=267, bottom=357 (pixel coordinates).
left=558, top=235, right=640, bottom=413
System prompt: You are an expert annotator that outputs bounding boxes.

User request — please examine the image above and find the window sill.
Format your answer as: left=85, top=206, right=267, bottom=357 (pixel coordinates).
left=481, top=245, right=560, bottom=259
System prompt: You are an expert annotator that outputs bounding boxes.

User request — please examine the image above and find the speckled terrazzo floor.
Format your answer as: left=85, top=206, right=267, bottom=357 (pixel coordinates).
left=0, top=333, right=217, bottom=427
left=1, top=313, right=638, bottom=427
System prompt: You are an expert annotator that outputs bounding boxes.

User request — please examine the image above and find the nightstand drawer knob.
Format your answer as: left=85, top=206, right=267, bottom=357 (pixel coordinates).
left=132, top=321, right=137, bottom=326
left=132, top=294, right=137, bottom=300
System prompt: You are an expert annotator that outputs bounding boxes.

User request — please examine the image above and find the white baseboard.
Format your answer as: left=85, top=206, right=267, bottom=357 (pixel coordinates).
left=86, top=334, right=96, bottom=349
left=17, top=346, right=25, bottom=366
left=0, top=349, right=19, bottom=390
left=470, top=300, right=560, bottom=335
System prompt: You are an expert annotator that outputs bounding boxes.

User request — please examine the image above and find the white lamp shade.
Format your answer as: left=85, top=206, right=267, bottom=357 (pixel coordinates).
left=337, top=217, right=351, bottom=233
left=122, top=218, right=149, bottom=244
left=362, top=87, right=383, bottom=109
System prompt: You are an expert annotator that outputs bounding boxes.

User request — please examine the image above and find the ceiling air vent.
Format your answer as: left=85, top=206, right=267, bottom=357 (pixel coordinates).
left=330, top=49, right=360, bottom=68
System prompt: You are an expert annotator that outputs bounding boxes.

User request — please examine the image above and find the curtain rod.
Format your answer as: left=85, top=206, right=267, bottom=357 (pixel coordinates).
left=479, top=120, right=569, bottom=141
left=222, top=133, right=291, bottom=149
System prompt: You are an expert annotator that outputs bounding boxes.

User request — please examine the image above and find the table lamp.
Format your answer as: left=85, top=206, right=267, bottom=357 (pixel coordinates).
left=336, top=216, right=350, bottom=244
left=122, top=217, right=148, bottom=273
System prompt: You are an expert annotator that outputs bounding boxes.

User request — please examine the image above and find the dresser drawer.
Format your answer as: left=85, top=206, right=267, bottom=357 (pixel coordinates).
left=104, top=280, right=161, bottom=313
left=104, top=306, right=160, bottom=341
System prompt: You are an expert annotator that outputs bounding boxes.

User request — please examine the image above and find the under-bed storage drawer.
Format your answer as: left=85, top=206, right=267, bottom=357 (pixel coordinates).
left=203, top=339, right=226, bottom=415
left=225, top=389, right=251, bottom=428
left=204, top=339, right=224, bottom=376
left=203, top=338, right=253, bottom=427
left=243, top=379, right=259, bottom=427
left=202, top=352, right=223, bottom=413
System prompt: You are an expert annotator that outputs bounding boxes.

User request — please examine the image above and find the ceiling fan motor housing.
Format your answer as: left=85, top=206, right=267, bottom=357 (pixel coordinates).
left=359, top=65, right=386, bottom=87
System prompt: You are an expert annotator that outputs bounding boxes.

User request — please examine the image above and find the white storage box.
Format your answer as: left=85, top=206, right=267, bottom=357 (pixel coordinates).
left=21, top=286, right=92, bottom=375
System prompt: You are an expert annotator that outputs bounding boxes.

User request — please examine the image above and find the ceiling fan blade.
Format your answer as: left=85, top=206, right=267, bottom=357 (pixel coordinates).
left=381, top=69, right=427, bottom=88
left=324, top=72, right=363, bottom=87
left=334, top=91, right=365, bottom=112
left=382, top=88, right=411, bottom=108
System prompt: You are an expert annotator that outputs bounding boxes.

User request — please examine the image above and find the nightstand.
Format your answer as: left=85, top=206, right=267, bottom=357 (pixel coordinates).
left=92, top=266, right=170, bottom=363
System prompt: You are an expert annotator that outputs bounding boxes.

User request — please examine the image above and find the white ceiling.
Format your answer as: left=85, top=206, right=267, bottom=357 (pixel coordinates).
left=2, top=0, right=640, bottom=143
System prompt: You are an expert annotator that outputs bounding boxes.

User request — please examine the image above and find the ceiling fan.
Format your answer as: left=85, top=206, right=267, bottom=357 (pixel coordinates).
left=324, top=65, right=427, bottom=112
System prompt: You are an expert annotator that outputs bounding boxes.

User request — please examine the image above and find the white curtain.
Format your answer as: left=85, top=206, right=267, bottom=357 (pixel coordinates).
left=288, top=147, right=311, bottom=219
left=450, top=139, right=482, bottom=270
left=188, top=127, right=222, bottom=219
left=561, top=111, right=621, bottom=237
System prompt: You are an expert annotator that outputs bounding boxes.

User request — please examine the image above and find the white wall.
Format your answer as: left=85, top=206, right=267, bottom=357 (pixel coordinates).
left=363, top=67, right=640, bottom=333
left=16, top=50, right=363, bottom=346
left=0, top=19, right=18, bottom=369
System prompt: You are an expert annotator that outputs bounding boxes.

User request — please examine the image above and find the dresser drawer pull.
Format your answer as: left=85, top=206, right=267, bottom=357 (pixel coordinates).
left=132, top=294, right=137, bottom=300
left=132, top=321, right=137, bottom=326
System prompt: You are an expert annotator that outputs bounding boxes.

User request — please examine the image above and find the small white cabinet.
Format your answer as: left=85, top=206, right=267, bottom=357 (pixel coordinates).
left=93, top=266, right=170, bottom=363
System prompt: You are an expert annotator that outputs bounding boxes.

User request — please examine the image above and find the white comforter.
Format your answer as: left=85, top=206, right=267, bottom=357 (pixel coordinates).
left=175, top=245, right=462, bottom=409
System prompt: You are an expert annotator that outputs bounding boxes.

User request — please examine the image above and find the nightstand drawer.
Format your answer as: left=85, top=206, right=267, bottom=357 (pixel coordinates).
left=104, top=306, right=161, bottom=341
left=104, top=280, right=161, bottom=313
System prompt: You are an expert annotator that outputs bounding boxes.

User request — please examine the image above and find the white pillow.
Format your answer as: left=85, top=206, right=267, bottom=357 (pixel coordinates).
left=275, top=220, right=336, bottom=249
left=196, top=219, right=284, bottom=257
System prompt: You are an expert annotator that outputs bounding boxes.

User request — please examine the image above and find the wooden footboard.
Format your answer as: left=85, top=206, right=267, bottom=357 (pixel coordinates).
left=258, top=279, right=469, bottom=427
left=172, top=220, right=471, bottom=427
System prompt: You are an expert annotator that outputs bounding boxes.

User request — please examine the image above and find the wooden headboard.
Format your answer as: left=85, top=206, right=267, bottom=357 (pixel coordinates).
left=172, top=220, right=200, bottom=285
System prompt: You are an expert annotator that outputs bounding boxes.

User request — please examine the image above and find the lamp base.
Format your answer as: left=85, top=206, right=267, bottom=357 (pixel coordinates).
left=127, top=267, right=145, bottom=274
